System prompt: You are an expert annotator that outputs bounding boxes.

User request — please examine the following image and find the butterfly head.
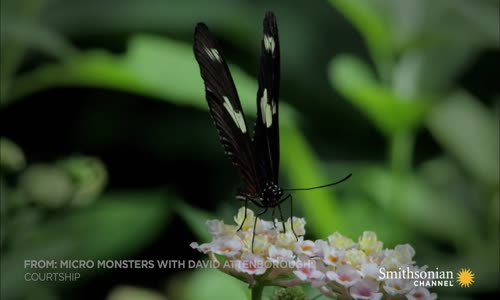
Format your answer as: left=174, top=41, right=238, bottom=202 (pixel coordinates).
left=261, top=181, right=284, bottom=205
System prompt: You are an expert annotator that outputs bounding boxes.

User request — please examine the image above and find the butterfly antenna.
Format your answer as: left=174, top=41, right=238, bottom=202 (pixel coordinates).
left=282, top=173, right=352, bottom=191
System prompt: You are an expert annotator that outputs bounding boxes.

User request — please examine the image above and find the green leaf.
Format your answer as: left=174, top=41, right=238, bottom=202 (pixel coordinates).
left=2, top=34, right=258, bottom=113
left=107, top=286, right=167, bottom=300
left=328, top=54, right=431, bottom=136
left=0, top=14, right=76, bottom=59
left=182, top=269, right=248, bottom=300
left=338, top=195, right=409, bottom=247
left=1, top=190, right=172, bottom=300
left=2, top=33, right=350, bottom=242
left=426, top=90, right=499, bottom=188
left=57, top=156, right=108, bottom=207
left=0, top=137, right=26, bottom=172
left=357, top=166, right=480, bottom=245
left=174, top=200, right=214, bottom=243
left=280, top=122, right=346, bottom=239
left=327, top=0, right=393, bottom=69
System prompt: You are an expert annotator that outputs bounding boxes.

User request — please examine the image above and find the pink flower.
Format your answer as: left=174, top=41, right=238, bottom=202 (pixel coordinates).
left=406, top=287, right=437, bottom=300
left=323, top=247, right=344, bottom=267
left=359, top=262, right=380, bottom=279
left=349, top=279, right=383, bottom=300
left=383, top=279, right=413, bottom=295
left=234, top=253, right=267, bottom=275
left=293, top=258, right=324, bottom=282
left=326, top=264, right=360, bottom=287
left=190, top=242, right=212, bottom=254
left=211, top=236, right=243, bottom=257
left=206, top=219, right=224, bottom=236
left=268, top=245, right=295, bottom=265
left=294, top=238, right=316, bottom=256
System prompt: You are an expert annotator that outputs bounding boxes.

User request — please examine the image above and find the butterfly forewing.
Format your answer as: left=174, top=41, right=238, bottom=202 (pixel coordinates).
left=253, top=12, right=281, bottom=185
left=193, top=24, right=261, bottom=195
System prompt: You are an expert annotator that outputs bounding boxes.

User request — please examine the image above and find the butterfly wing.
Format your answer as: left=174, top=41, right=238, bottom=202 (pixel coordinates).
left=253, top=12, right=281, bottom=184
left=194, top=23, right=261, bottom=196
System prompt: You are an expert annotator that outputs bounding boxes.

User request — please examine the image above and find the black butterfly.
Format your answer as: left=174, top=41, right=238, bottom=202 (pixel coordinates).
left=193, top=12, right=350, bottom=243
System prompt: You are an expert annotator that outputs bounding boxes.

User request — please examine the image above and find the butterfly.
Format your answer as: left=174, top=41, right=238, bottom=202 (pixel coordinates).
left=193, top=12, right=351, bottom=244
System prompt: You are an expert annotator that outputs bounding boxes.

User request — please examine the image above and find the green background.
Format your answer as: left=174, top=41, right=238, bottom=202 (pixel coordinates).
left=1, top=0, right=498, bottom=299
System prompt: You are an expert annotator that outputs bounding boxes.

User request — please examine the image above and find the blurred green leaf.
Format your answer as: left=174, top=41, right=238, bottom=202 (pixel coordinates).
left=1, top=190, right=172, bottom=300
left=2, top=34, right=257, bottom=112
left=329, top=54, right=431, bottom=135
left=327, top=0, right=393, bottom=77
left=0, top=137, right=26, bottom=172
left=449, top=0, right=500, bottom=46
left=58, top=156, right=108, bottom=207
left=357, top=166, right=480, bottom=245
left=427, top=90, right=499, bottom=188
left=280, top=122, right=346, bottom=239
left=107, top=286, right=167, bottom=300
left=339, top=194, right=409, bottom=247
left=0, top=0, right=52, bottom=100
left=174, top=200, right=214, bottom=243
left=331, top=0, right=499, bottom=94
left=3, top=34, right=354, bottom=243
left=19, top=164, right=75, bottom=209
left=372, top=0, right=499, bottom=50
left=181, top=269, right=248, bottom=300
left=0, top=15, right=76, bottom=59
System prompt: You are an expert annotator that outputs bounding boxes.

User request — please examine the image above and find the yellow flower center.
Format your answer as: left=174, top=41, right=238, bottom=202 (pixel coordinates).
left=301, top=245, right=313, bottom=251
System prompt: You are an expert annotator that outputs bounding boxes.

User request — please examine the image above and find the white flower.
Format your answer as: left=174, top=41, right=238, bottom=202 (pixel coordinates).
left=206, top=219, right=225, bottom=236
left=326, top=264, right=361, bottom=287
left=190, top=242, right=213, bottom=253
left=323, top=246, right=344, bottom=266
left=393, top=244, right=415, bottom=265
left=234, top=253, right=267, bottom=275
left=344, top=248, right=367, bottom=268
left=383, top=278, right=414, bottom=295
left=380, top=255, right=401, bottom=271
left=284, top=217, right=306, bottom=236
left=359, top=262, right=380, bottom=280
left=268, top=245, right=295, bottom=265
left=359, top=231, right=383, bottom=254
left=256, top=219, right=275, bottom=233
left=406, top=287, right=437, bottom=300
left=349, top=278, right=383, bottom=300
left=190, top=206, right=436, bottom=300
left=211, top=236, right=243, bottom=256
left=308, top=271, right=326, bottom=288
left=294, top=238, right=316, bottom=256
left=293, top=258, right=323, bottom=281
left=242, top=233, right=269, bottom=255
left=328, top=232, right=355, bottom=249
left=234, top=207, right=255, bottom=232
left=313, top=239, right=328, bottom=257
left=275, top=231, right=297, bottom=249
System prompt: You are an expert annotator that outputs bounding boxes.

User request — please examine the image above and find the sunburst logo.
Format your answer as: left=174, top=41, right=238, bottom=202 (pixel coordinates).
left=456, top=268, right=475, bottom=287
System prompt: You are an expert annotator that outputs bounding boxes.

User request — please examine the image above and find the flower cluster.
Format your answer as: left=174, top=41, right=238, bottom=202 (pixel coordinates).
left=190, top=207, right=437, bottom=300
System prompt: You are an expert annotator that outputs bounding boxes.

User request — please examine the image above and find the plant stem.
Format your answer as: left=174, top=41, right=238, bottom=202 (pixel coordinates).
left=251, top=284, right=264, bottom=300
left=389, top=131, right=414, bottom=173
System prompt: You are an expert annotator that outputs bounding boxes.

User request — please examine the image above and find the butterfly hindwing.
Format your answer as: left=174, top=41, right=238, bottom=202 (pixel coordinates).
left=193, top=23, right=261, bottom=195
left=253, top=12, right=281, bottom=185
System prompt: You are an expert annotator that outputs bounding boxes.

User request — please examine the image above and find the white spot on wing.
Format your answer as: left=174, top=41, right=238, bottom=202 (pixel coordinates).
left=263, top=35, right=275, bottom=54
left=260, top=89, right=274, bottom=128
left=204, top=47, right=222, bottom=62
left=222, top=96, right=247, bottom=133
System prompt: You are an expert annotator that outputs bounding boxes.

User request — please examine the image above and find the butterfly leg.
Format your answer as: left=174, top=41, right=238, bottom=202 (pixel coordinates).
left=251, top=207, right=268, bottom=253
left=288, top=194, right=298, bottom=241
left=277, top=203, right=287, bottom=233
left=272, top=207, right=277, bottom=228
left=237, top=199, right=249, bottom=232
left=277, top=194, right=298, bottom=240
